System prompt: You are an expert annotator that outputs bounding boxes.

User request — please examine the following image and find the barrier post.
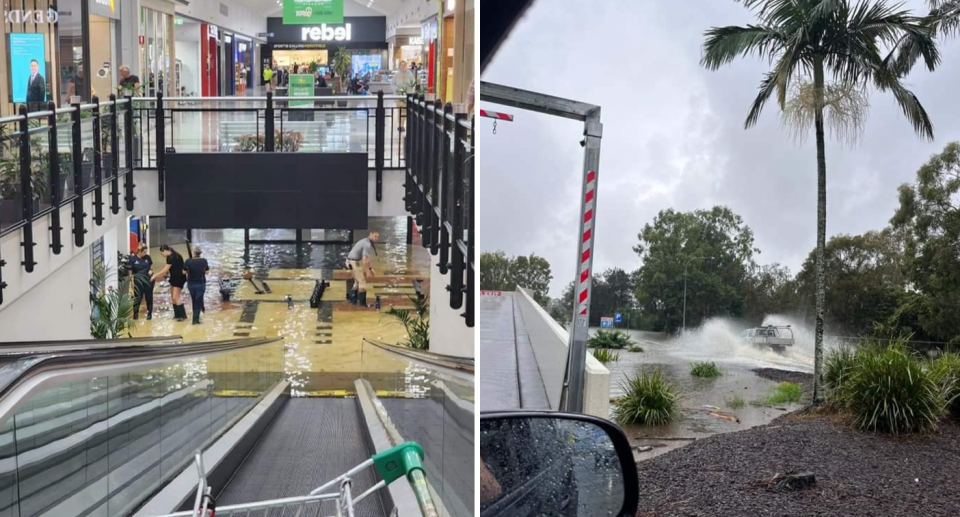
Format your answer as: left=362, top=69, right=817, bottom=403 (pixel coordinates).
left=91, top=96, right=104, bottom=226
left=265, top=91, right=275, bottom=152
left=47, top=101, right=63, bottom=254
left=124, top=95, right=136, bottom=211
left=109, top=94, right=120, bottom=214
left=375, top=90, right=385, bottom=201
left=17, top=105, right=36, bottom=272
left=156, top=92, right=165, bottom=201
left=71, top=103, right=87, bottom=246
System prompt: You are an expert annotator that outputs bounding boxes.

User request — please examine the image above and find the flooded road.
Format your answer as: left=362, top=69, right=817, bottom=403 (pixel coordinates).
left=600, top=319, right=819, bottom=461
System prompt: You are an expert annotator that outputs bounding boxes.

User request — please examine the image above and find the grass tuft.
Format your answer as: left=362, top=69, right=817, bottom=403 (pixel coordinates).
left=592, top=348, right=620, bottom=364
left=931, top=352, right=960, bottom=419
left=628, top=345, right=645, bottom=353
left=841, top=340, right=947, bottom=434
left=766, top=382, right=803, bottom=405
left=588, top=329, right=634, bottom=349
left=690, top=361, right=722, bottom=378
left=824, top=345, right=858, bottom=395
left=613, top=368, right=681, bottom=426
left=725, top=394, right=745, bottom=409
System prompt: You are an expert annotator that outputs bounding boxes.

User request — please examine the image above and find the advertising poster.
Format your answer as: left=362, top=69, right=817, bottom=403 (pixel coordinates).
left=9, top=33, right=47, bottom=104
left=283, top=0, right=344, bottom=25
left=288, top=74, right=315, bottom=107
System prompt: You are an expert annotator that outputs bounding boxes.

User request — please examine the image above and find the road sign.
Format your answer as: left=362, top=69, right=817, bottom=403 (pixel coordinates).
left=600, top=316, right=614, bottom=328
left=615, top=313, right=622, bottom=323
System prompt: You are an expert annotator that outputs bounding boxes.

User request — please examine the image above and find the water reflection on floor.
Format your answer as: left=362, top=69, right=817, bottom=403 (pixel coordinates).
left=600, top=329, right=806, bottom=462
left=130, top=217, right=432, bottom=394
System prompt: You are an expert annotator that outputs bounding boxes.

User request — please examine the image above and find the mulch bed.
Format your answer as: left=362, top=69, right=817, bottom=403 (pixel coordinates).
left=635, top=414, right=960, bottom=516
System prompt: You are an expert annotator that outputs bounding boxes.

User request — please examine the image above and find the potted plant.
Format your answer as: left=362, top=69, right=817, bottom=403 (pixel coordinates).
left=332, top=47, right=352, bottom=107
left=232, top=130, right=304, bottom=153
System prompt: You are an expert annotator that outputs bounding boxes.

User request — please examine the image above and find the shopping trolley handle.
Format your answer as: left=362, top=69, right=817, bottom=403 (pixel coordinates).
left=372, top=442, right=438, bottom=517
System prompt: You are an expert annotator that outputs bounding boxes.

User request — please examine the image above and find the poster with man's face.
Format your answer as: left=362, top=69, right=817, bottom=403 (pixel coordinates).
left=9, top=33, right=47, bottom=104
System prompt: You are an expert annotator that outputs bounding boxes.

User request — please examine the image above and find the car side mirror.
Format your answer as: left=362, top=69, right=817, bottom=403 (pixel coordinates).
left=479, top=411, right=639, bottom=517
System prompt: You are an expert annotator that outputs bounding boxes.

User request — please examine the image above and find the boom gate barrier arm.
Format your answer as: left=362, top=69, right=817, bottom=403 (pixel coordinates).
left=479, top=82, right=603, bottom=414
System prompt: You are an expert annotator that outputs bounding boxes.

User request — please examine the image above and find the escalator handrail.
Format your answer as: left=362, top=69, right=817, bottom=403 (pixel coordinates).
left=0, top=337, right=283, bottom=425
left=0, top=335, right=184, bottom=357
left=362, top=339, right=475, bottom=374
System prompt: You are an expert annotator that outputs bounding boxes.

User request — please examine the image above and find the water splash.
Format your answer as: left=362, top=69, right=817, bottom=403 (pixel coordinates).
left=668, top=316, right=815, bottom=372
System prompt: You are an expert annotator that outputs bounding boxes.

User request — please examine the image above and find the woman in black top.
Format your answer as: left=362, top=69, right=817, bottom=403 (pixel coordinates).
left=128, top=243, right=155, bottom=320
left=152, top=244, right=187, bottom=321
left=184, top=247, right=210, bottom=325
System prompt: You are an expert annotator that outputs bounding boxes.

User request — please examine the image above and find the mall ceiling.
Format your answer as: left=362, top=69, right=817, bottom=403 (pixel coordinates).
left=246, top=0, right=406, bottom=18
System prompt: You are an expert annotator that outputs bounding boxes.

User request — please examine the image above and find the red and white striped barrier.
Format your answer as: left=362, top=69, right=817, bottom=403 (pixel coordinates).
left=479, top=109, right=514, bottom=122
left=576, top=170, right=597, bottom=316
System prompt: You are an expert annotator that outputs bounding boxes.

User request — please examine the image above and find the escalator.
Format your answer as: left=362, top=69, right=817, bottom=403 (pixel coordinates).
left=214, top=398, right=388, bottom=516
left=0, top=337, right=393, bottom=517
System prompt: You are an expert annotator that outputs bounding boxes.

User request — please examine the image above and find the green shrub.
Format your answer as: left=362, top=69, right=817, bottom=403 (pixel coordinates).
left=613, top=368, right=681, bottom=426
left=930, top=352, right=960, bottom=418
left=592, top=348, right=620, bottom=364
left=823, top=345, right=858, bottom=396
left=588, top=329, right=634, bottom=349
left=725, top=394, right=745, bottom=409
left=628, top=345, right=644, bottom=353
left=843, top=342, right=946, bottom=434
left=690, top=361, right=722, bottom=378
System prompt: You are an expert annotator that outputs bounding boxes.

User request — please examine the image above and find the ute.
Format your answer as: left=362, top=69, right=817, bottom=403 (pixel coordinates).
left=740, top=325, right=795, bottom=352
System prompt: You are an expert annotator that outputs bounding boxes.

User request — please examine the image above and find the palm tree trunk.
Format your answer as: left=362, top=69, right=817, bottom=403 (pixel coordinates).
left=813, top=55, right=827, bottom=404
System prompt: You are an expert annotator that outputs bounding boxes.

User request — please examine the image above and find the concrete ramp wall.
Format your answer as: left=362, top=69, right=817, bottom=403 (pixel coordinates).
left=515, top=288, right=610, bottom=418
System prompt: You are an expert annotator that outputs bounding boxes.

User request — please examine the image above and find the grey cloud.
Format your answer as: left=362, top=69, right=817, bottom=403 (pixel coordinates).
left=479, top=0, right=960, bottom=296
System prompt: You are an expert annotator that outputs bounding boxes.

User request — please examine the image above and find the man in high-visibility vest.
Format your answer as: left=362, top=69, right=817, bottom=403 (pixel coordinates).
left=263, top=66, right=274, bottom=93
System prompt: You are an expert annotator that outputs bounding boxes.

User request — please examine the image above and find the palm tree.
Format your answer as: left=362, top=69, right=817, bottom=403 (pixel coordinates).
left=701, top=1, right=939, bottom=403
left=927, top=1, right=960, bottom=35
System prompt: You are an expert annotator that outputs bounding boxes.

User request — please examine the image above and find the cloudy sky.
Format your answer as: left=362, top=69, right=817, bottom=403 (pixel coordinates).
left=478, top=0, right=960, bottom=297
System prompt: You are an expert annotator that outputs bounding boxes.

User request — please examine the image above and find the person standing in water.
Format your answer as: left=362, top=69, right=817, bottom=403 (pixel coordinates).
left=184, top=247, right=210, bottom=325
left=346, top=231, right=379, bottom=307
left=152, top=244, right=187, bottom=321
left=129, top=243, right=155, bottom=320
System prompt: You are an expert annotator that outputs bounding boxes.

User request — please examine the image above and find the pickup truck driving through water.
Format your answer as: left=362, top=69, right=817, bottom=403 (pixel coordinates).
left=740, top=325, right=795, bottom=352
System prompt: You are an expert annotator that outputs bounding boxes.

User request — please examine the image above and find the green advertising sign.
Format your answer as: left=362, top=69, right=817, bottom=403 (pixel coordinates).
left=283, top=0, right=343, bottom=25
left=288, top=74, right=315, bottom=108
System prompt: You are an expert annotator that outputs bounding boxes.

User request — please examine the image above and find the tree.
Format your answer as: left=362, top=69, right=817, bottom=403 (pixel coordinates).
left=925, top=1, right=960, bottom=38
left=702, top=0, right=938, bottom=402
left=479, top=251, right=553, bottom=307
left=509, top=254, right=553, bottom=307
left=891, top=142, right=960, bottom=344
left=795, top=230, right=907, bottom=337
left=742, top=263, right=798, bottom=325
left=479, top=251, right=512, bottom=291
left=634, top=206, right=757, bottom=333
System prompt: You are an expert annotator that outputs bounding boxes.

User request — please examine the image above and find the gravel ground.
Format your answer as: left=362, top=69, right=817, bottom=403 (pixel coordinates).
left=635, top=414, right=960, bottom=516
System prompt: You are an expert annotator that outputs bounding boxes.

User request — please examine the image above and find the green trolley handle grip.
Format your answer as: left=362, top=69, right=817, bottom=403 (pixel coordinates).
left=372, top=442, right=439, bottom=517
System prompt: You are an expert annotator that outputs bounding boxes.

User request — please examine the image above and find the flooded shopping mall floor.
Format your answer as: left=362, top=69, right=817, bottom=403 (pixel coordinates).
left=129, top=216, right=432, bottom=395
left=603, top=321, right=816, bottom=462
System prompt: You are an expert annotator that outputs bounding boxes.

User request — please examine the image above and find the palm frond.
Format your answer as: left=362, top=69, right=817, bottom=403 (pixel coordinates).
left=701, top=25, right=786, bottom=71
left=382, top=295, right=430, bottom=350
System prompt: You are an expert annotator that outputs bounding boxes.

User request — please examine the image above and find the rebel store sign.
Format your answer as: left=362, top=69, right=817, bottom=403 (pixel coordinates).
left=266, top=17, right=386, bottom=49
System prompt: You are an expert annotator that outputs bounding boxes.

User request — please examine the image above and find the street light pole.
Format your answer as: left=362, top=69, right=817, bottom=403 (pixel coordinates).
left=682, top=256, right=705, bottom=334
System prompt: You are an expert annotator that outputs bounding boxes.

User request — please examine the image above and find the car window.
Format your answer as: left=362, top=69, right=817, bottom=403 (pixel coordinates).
left=480, top=418, right=625, bottom=516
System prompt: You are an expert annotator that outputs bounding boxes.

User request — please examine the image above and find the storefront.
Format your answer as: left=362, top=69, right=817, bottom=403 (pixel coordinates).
left=388, top=33, right=423, bottom=71
left=0, top=0, right=129, bottom=115
left=138, top=0, right=176, bottom=97
left=262, top=16, right=387, bottom=89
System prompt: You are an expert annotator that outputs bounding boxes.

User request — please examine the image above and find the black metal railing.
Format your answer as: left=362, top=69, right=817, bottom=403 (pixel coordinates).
left=0, top=96, right=134, bottom=305
left=129, top=92, right=406, bottom=202
left=404, top=94, right=475, bottom=327
left=0, top=91, right=412, bottom=307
